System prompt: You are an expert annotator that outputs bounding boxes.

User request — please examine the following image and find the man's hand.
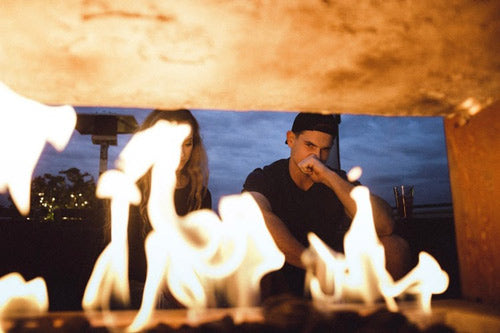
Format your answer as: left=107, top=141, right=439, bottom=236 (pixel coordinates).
left=297, top=155, right=330, bottom=184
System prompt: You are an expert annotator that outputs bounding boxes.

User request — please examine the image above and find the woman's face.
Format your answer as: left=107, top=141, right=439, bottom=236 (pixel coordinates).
left=178, top=132, right=193, bottom=171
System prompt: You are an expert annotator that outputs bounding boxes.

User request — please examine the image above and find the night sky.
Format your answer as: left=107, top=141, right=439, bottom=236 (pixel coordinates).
left=3, top=107, right=452, bottom=209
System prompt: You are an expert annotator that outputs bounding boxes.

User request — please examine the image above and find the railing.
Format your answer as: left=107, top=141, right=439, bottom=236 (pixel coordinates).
left=392, top=203, right=454, bottom=220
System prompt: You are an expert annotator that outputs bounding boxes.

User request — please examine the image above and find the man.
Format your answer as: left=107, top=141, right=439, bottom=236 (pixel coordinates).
left=243, top=112, right=411, bottom=298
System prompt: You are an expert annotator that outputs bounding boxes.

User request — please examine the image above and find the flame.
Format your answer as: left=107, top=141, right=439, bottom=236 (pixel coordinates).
left=305, top=185, right=397, bottom=311
left=82, top=120, right=187, bottom=312
left=82, top=120, right=284, bottom=331
left=304, top=170, right=449, bottom=313
left=0, top=82, right=76, bottom=215
left=0, top=273, right=48, bottom=333
left=0, top=82, right=73, bottom=331
left=215, top=193, right=285, bottom=308
left=129, top=193, right=285, bottom=332
left=458, top=97, right=482, bottom=117
left=0, top=80, right=452, bottom=327
left=82, top=170, right=141, bottom=310
left=381, top=252, right=449, bottom=314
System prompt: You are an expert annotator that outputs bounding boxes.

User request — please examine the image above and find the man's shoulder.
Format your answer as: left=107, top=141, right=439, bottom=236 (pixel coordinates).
left=248, top=158, right=288, bottom=177
left=262, top=158, right=288, bottom=173
left=243, top=159, right=288, bottom=194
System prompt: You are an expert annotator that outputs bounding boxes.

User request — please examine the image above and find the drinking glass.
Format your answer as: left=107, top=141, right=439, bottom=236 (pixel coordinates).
left=393, top=185, right=414, bottom=221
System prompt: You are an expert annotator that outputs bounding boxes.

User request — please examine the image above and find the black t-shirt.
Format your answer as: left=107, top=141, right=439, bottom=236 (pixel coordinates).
left=242, top=158, right=356, bottom=297
left=243, top=158, right=352, bottom=253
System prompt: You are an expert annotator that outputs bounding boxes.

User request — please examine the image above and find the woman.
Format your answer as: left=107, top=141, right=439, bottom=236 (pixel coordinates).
left=128, top=109, right=212, bottom=308
left=136, top=109, right=211, bottom=232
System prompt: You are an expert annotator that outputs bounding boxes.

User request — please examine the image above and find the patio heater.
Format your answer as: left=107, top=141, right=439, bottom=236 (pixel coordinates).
left=75, top=113, right=138, bottom=175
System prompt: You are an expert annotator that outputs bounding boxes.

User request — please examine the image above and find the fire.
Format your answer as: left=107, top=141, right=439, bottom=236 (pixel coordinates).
left=83, top=118, right=448, bottom=331
left=0, top=81, right=75, bottom=331
left=381, top=252, right=449, bottom=313
left=0, top=82, right=451, bottom=329
left=0, top=82, right=76, bottom=215
left=82, top=121, right=189, bottom=314
left=82, top=120, right=284, bottom=331
left=82, top=170, right=141, bottom=311
left=0, top=273, right=49, bottom=333
left=303, top=174, right=449, bottom=313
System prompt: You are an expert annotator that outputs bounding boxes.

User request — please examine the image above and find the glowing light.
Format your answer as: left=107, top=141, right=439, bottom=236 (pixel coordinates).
left=458, top=97, right=482, bottom=117
left=201, top=193, right=285, bottom=308
left=305, top=185, right=397, bottom=311
left=347, top=166, right=362, bottom=182
left=0, top=82, right=71, bottom=331
left=381, top=252, right=449, bottom=314
left=125, top=120, right=283, bottom=331
left=0, top=273, right=48, bottom=333
left=82, top=120, right=284, bottom=332
left=128, top=193, right=284, bottom=332
left=304, top=171, right=449, bottom=313
left=0, top=82, right=76, bottom=215
left=83, top=120, right=191, bottom=329
left=82, top=170, right=141, bottom=311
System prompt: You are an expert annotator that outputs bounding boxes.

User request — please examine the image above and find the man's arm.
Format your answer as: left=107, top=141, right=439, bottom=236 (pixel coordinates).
left=248, top=191, right=306, bottom=268
left=298, top=156, right=395, bottom=236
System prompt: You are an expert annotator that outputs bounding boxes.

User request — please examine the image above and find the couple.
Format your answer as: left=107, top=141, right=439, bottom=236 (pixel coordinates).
left=128, top=109, right=411, bottom=307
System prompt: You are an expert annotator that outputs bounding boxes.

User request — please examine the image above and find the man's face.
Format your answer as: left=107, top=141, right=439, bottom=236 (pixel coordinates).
left=287, top=130, right=333, bottom=164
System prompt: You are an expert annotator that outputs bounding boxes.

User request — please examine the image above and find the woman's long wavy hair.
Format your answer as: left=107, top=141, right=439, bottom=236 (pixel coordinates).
left=137, top=109, right=209, bottom=234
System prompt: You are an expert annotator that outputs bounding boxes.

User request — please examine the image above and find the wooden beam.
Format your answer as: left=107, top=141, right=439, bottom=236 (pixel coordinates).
left=444, top=102, right=500, bottom=305
left=1, top=0, right=499, bottom=116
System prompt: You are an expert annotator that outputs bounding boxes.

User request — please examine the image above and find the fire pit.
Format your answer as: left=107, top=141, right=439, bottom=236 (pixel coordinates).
left=1, top=2, right=500, bottom=332
left=2, top=298, right=500, bottom=332
left=1, top=87, right=499, bottom=333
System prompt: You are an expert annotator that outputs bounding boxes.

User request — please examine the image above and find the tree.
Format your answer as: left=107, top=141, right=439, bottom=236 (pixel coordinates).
left=29, top=168, right=98, bottom=221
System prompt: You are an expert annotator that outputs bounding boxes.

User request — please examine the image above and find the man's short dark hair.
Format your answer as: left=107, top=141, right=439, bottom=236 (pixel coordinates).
left=291, top=112, right=339, bottom=139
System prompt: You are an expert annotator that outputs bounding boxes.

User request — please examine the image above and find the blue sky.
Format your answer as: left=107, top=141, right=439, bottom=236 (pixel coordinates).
left=1, top=107, right=452, bottom=209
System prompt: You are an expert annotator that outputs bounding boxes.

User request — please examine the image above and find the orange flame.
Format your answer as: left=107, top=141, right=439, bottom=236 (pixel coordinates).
left=0, top=82, right=76, bottom=215
left=0, top=82, right=73, bottom=331
left=0, top=273, right=48, bottom=333
left=82, top=120, right=186, bottom=312
left=0, top=80, right=451, bottom=326
left=82, top=120, right=284, bottom=331
left=129, top=193, right=285, bottom=332
left=381, top=252, right=449, bottom=313
left=82, top=170, right=141, bottom=310
left=304, top=170, right=449, bottom=313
